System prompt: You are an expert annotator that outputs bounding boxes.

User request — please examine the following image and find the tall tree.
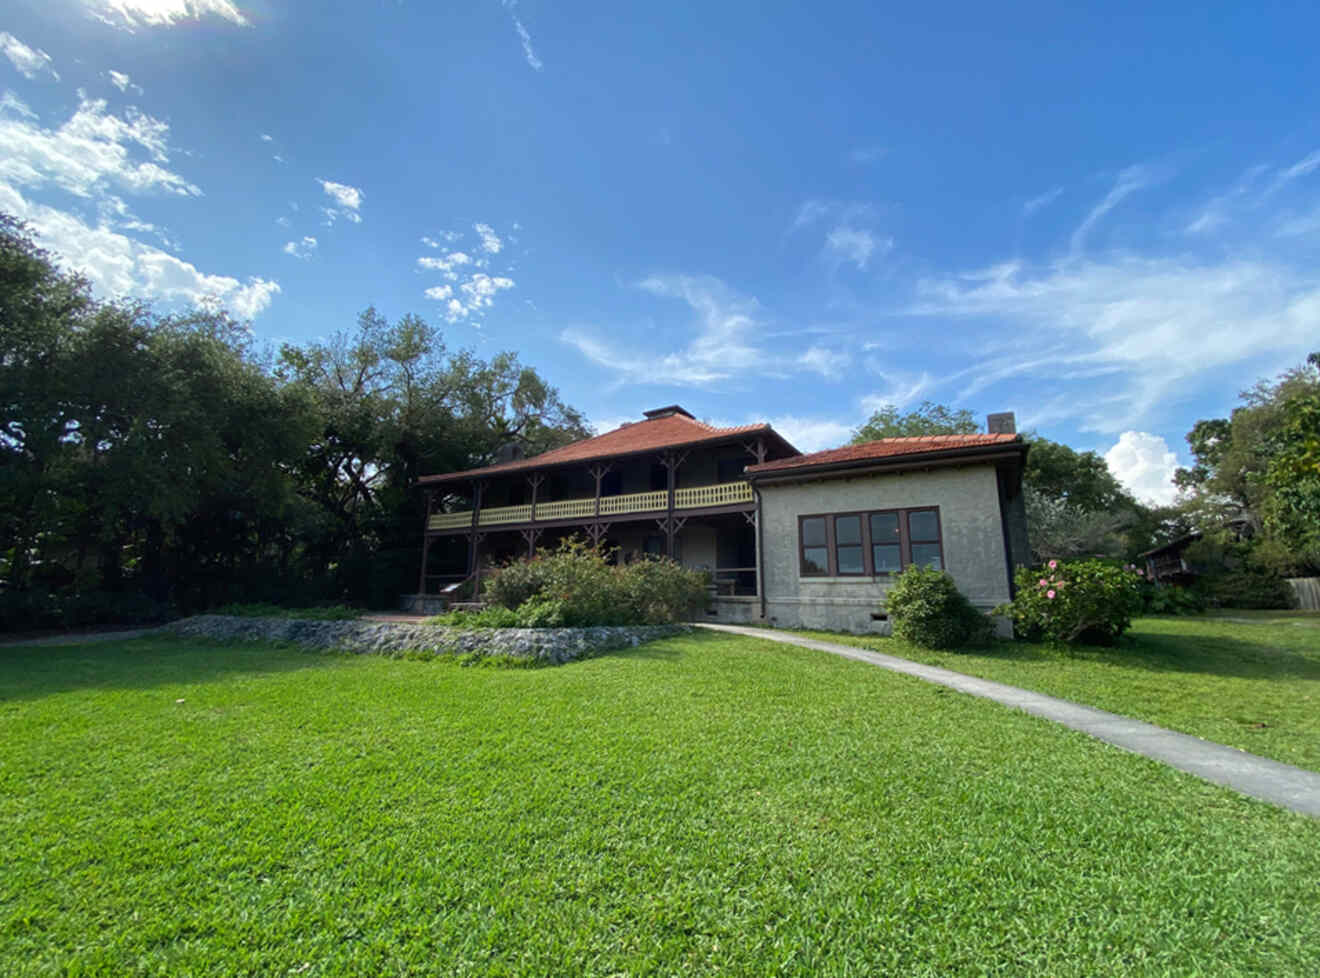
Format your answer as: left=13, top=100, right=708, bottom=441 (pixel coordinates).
left=852, top=401, right=980, bottom=442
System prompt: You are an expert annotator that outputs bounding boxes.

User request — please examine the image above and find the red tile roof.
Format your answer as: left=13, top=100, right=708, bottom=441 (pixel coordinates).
left=746, top=433, right=1022, bottom=476
left=419, top=411, right=793, bottom=484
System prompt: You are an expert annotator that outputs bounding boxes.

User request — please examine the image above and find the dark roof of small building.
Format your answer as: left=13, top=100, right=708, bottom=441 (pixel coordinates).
left=418, top=408, right=798, bottom=485
left=1138, top=532, right=1203, bottom=559
left=745, top=433, right=1023, bottom=479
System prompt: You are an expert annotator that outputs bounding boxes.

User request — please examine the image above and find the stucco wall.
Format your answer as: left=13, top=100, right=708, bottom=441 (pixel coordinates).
left=758, top=464, right=1012, bottom=632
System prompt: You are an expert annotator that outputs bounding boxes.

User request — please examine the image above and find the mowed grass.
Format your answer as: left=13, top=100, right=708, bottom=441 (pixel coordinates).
left=796, top=614, right=1320, bottom=772
left=2, top=634, right=1319, bottom=977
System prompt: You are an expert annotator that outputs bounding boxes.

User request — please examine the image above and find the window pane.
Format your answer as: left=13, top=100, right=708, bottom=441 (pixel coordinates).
left=870, top=512, right=899, bottom=542
left=837, top=545, right=863, bottom=574
left=802, top=517, right=826, bottom=547
left=872, top=543, right=902, bottom=574
left=911, top=543, right=942, bottom=569
left=835, top=515, right=862, bottom=545
left=803, top=547, right=829, bottom=574
left=908, top=510, right=939, bottom=541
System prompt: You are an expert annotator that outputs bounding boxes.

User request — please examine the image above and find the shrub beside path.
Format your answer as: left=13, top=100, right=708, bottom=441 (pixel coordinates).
left=700, top=623, right=1320, bottom=818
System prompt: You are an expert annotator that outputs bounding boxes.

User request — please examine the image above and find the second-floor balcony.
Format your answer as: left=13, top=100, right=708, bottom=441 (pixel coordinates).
left=428, top=479, right=754, bottom=531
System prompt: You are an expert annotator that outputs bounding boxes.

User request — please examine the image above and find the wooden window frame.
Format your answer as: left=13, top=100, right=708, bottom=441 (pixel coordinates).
left=797, top=506, right=944, bottom=578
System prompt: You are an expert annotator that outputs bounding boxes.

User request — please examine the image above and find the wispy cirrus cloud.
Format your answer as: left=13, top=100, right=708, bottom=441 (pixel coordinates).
left=1022, top=186, right=1063, bottom=217
left=1068, top=164, right=1161, bottom=256
left=1, top=32, right=60, bottom=81
left=910, top=167, right=1320, bottom=431
left=500, top=0, right=543, bottom=71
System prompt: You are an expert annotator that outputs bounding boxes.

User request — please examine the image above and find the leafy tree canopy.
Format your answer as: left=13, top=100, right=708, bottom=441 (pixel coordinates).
left=852, top=401, right=979, bottom=442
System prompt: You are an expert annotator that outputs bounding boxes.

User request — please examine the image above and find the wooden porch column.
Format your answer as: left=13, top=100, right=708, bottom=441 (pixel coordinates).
left=588, top=463, right=611, bottom=551
left=743, top=436, right=767, bottom=466
left=658, top=450, right=687, bottom=559
left=417, top=490, right=434, bottom=594
left=527, top=472, right=543, bottom=523
left=470, top=481, right=485, bottom=597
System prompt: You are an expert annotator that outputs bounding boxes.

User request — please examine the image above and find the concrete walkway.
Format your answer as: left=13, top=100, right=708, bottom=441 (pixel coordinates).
left=699, top=623, right=1320, bottom=818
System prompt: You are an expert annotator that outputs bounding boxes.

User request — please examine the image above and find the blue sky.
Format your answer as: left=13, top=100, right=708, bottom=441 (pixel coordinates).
left=4, top=1, right=1320, bottom=503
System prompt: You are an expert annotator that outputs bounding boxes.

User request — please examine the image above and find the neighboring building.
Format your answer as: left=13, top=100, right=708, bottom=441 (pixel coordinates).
left=1139, top=532, right=1205, bottom=585
left=415, top=405, right=1031, bottom=631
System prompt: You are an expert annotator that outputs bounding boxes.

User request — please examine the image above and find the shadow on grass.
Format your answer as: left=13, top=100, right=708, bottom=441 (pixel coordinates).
left=587, top=628, right=729, bottom=664
left=917, top=629, right=1320, bottom=682
left=0, top=636, right=342, bottom=703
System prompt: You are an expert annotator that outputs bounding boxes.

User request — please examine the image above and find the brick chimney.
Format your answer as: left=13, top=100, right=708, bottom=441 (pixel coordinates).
left=986, top=412, right=1016, bottom=435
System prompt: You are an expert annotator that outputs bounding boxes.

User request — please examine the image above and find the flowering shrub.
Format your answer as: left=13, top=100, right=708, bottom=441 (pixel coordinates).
left=883, top=565, right=993, bottom=650
left=483, top=540, right=707, bottom=625
left=1001, top=558, right=1144, bottom=645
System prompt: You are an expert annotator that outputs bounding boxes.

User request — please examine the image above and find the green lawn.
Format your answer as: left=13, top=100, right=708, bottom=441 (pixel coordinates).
left=3, top=633, right=1319, bottom=976
left=795, top=614, right=1320, bottom=773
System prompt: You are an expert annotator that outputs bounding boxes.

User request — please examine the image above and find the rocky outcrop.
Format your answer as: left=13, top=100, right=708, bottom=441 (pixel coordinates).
left=164, top=615, right=688, bottom=665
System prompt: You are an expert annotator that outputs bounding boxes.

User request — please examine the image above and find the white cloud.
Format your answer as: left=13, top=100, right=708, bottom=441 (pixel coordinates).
left=272, top=154, right=285, bottom=164
left=1, top=33, right=59, bottom=81
left=260, top=132, right=273, bottom=142
left=0, top=182, right=278, bottom=318
left=422, top=230, right=461, bottom=247
left=86, top=0, right=249, bottom=29
left=912, top=255, right=1320, bottom=432
left=282, top=235, right=317, bottom=259
left=847, top=145, right=887, bottom=165
left=417, top=251, right=472, bottom=279
left=859, top=370, right=933, bottom=414
left=1023, top=186, right=1063, bottom=217
left=1, top=91, right=37, bottom=120
left=474, top=221, right=502, bottom=254
left=106, top=70, right=142, bottom=94
left=424, top=284, right=453, bottom=301
left=1104, top=431, right=1181, bottom=506
left=0, top=95, right=201, bottom=199
left=500, top=0, right=543, bottom=71
left=824, top=226, right=888, bottom=270
left=318, top=178, right=362, bottom=223
left=1070, top=165, right=1158, bottom=256
left=563, top=274, right=829, bottom=388
left=455, top=273, right=514, bottom=315
left=763, top=415, right=854, bottom=453
left=797, top=346, right=851, bottom=379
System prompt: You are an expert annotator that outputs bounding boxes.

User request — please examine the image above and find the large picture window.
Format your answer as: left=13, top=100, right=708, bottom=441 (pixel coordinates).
left=798, top=507, right=943, bottom=577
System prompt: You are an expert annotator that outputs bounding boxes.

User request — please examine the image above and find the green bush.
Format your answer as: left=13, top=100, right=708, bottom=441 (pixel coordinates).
left=482, top=540, right=707, bottom=626
left=1193, top=570, right=1297, bottom=610
left=213, top=603, right=362, bottom=620
left=514, top=596, right=567, bottom=628
left=883, top=565, right=993, bottom=650
left=1141, top=583, right=1207, bottom=616
left=1002, top=559, right=1144, bottom=645
left=0, top=590, right=173, bottom=632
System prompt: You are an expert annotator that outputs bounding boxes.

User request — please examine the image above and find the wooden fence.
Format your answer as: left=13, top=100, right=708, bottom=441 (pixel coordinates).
left=1287, top=578, right=1320, bottom=611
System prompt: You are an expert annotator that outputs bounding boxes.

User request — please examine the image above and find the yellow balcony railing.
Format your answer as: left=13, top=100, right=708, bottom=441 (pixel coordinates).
left=600, top=489, right=667, bottom=515
left=427, top=481, right=752, bottom=531
left=675, top=481, right=753, bottom=509
left=479, top=504, right=533, bottom=526
left=429, top=511, right=474, bottom=530
left=531, top=497, right=596, bottom=521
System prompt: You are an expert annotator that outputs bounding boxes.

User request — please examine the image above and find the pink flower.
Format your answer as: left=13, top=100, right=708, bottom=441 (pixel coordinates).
left=1047, top=589, right=1056, bottom=599
left=1135, top=568, right=1144, bottom=577
left=1039, top=578, right=1049, bottom=587
left=1048, top=559, right=1058, bottom=570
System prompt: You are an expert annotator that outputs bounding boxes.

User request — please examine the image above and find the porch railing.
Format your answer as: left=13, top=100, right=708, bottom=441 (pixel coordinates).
left=427, top=480, right=754, bottom=531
